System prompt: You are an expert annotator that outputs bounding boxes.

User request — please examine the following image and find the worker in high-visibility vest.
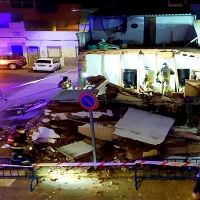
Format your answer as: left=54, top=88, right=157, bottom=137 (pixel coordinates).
left=58, top=76, right=73, bottom=89
left=156, top=63, right=175, bottom=96
left=143, top=66, right=155, bottom=91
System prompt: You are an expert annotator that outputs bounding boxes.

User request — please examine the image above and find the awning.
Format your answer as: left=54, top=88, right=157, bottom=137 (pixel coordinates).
left=114, top=108, right=174, bottom=145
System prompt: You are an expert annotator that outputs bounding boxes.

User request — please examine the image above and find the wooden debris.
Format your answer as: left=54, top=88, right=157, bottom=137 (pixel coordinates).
left=167, top=144, right=200, bottom=154
left=143, top=149, right=158, bottom=158
left=78, top=124, right=116, bottom=141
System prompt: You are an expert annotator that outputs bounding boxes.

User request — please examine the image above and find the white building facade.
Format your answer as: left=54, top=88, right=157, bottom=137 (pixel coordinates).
left=0, top=13, right=79, bottom=67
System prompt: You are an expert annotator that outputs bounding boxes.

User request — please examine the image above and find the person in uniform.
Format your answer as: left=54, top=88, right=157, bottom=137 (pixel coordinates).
left=156, top=63, right=175, bottom=96
left=58, top=76, right=73, bottom=89
left=143, top=66, right=155, bottom=91
left=7, top=125, right=30, bottom=165
left=192, top=172, right=200, bottom=199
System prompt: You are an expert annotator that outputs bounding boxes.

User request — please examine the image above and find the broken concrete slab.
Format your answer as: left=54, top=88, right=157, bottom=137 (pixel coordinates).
left=57, top=141, right=93, bottom=159
left=125, top=149, right=143, bottom=160
left=167, top=144, right=200, bottom=154
left=26, top=101, right=48, bottom=112
left=18, top=109, right=41, bottom=120
left=36, top=138, right=56, bottom=143
left=50, top=113, right=68, bottom=120
left=78, top=124, right=117, bottom=141
left=42, top=118, right=51, bottom=123
left=173, top=126, right=197, bottom=134
left=185, top=79, right=200, bottom=97
left=72, top=110, right=113, bottom=118
left=173, top=131, right=200, bottom=140
left=143, top=149, right=158, bottom=158
left=113, top=93, right=144, bottom=107
left=32, top=127, right=60, bottom=141
left=114, top=108, right=174, bottom=145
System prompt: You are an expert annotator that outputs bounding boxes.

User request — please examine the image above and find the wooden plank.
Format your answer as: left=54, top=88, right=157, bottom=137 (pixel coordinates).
left=174, top=131, right=200, bottom=140
left=167, top=144, right=200, bottom=154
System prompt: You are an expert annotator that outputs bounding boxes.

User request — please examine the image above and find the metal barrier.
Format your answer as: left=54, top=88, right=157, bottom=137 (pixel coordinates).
left=0, top=158, right=38, bottom=191
left=2, top=158, right=199, bottom=192
left=134, top=158, right=200, bottom=190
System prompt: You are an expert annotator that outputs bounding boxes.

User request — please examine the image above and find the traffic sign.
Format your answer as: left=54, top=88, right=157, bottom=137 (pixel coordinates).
left=79, top=92, right=99, bottom=111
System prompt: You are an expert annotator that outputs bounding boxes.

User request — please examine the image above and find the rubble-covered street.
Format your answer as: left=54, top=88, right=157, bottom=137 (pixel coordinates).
left=1, top=75, right=200, bottom=166
left=0, top=73, right=200, bottom=199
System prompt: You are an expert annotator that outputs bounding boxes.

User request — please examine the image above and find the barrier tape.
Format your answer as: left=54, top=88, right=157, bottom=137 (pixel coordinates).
left=32, top=162, right=136, bottom=167
left=0, top=160, right=199, bottom=168
left=135, top=160, right=199, bottom=167
left=0, top=164, right=33, bottom=168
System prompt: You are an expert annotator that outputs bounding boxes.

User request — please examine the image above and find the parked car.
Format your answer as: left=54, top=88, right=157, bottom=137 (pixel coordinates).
left=33, top=58, right=61, bottom=72
left=0, top=54, right=27, bottom=70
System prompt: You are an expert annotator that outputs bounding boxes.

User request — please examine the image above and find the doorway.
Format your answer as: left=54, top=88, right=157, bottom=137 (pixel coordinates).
left=27, top=46, right=40, bottom=66
left=11, top=45, right=23, bottom=55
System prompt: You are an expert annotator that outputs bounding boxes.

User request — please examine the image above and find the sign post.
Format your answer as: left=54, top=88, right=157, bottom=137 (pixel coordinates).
left=79, top=92, right=99, bottom=163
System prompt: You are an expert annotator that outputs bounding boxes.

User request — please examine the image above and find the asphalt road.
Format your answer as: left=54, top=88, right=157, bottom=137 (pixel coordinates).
left=0, top=67, right=72, bottom=89
left=0, top=66, right=77, bottom=100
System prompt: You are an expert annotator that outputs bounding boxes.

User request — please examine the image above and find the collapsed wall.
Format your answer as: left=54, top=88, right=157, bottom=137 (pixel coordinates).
left=78, top=48, right=200, bottom=95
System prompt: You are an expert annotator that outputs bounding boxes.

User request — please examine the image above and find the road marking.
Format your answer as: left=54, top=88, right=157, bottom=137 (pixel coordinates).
left=0, top=69, right=77, bottom=91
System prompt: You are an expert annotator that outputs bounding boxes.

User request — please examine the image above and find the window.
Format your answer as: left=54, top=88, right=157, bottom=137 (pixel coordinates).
left=36, top=60, right=51, bottom=64
left=47, top=46, right=62, bottom=58
left=10, top=0, right=34, bottom=8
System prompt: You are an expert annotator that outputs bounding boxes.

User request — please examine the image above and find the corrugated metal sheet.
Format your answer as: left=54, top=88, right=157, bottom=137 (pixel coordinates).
left=51, top=89, right=97, bottom=101
left=114, top=108, right=174, bottom=145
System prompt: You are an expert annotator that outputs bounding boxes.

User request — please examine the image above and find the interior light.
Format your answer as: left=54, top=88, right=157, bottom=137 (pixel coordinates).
left=83, top=72, right=87, bottom=77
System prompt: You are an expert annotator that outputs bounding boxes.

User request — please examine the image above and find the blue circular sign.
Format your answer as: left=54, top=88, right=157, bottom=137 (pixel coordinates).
left=79, top=92, right=98, bottom=111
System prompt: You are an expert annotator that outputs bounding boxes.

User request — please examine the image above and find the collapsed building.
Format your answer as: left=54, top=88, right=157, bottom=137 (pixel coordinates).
left=1, top=70, right=200, bottom=164
left=78, top=48, right=200, bottom=95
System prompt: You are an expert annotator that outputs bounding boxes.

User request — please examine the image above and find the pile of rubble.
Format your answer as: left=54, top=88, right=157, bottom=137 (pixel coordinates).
left=1, top=75, right=200, bottom=164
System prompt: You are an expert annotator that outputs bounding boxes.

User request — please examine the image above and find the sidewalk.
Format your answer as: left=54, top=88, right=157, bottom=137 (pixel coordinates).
left=0, top=178, right=195, bottom=200
left=0, top=69, right=78, bottom=112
